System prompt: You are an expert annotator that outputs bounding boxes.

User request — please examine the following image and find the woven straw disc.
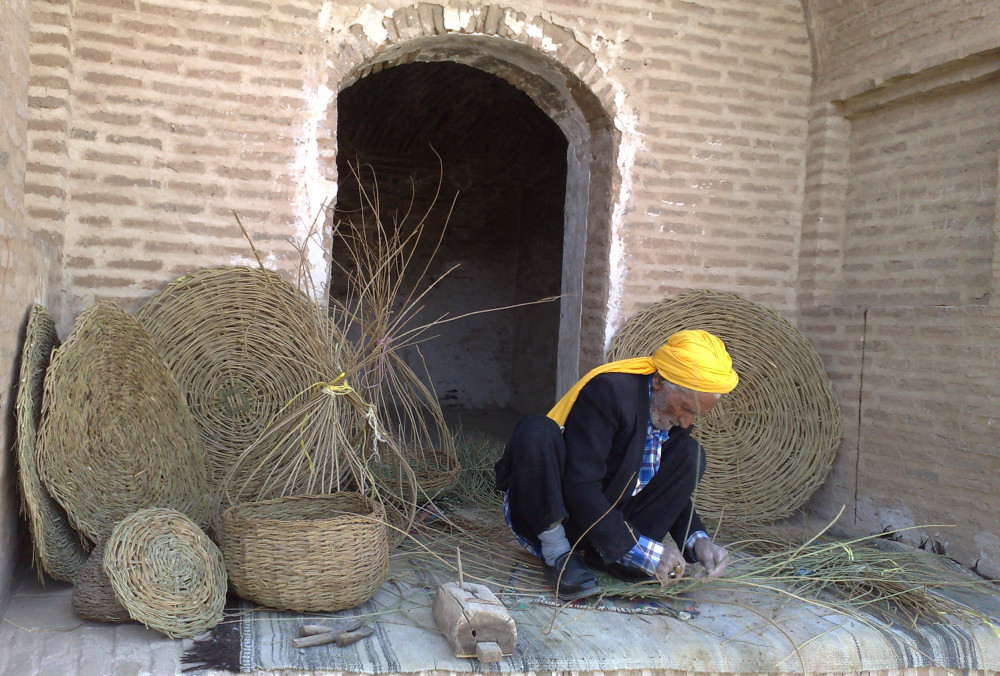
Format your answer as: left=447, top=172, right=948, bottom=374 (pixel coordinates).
left=221, top=492, right=388, bottom=612
left=135, top=266, right=339, bottom=491
left=15, top=305, right=89, bottom=582
left=35, top=302, right=211, bottom=543
left=608, top=290, right=842, bottom=525
left=104, top=508, right=227, bottom=638
left=71, top=540, right=131, bottom=623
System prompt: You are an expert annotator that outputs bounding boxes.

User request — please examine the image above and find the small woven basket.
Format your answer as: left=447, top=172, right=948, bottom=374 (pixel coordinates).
left=71, top=540, right=130, bottom=624
left=220, top=493, right=388, bottom=612
left=103, top=508, right=227, bottom=639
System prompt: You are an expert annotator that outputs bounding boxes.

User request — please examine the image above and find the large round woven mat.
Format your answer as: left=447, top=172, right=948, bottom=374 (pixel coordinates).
left=608, top=290, right=842, bottom=525
left=104, top=508, right=227, bottom=638
left=15, top=305, right=89, bottom=582
left=35, top=301, right=211, bottom=543
left=135, top=266, right=339, bottom=491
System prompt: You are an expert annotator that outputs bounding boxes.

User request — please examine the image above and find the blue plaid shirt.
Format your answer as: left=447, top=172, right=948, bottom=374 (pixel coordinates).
left=502, top=376, right=706, bottom=577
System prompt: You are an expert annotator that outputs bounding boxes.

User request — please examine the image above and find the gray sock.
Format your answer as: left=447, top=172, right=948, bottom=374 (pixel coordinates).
left=537, top=522, right=571, bottom=566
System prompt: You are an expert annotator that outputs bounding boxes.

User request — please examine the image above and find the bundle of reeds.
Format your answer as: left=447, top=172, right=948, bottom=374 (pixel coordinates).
left=327, top=165, right=462, bottom=504
left=442, top=429, right=506, bottom=509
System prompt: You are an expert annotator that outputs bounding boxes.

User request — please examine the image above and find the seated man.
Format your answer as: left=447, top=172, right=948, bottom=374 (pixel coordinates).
left=495, top=330, right=736, bottom=600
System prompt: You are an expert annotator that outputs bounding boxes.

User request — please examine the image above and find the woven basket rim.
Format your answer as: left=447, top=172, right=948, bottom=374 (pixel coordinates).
left=222, top=492, right=381, bottom=524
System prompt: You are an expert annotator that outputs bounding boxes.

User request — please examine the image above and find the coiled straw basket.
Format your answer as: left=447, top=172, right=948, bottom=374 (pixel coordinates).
left=135, top=266, right=342, bottom=494
left=35, top=302, right=211, bottom=543
left=220, top=493, right=388, bottom=612
left=103, top=508, right=227, bottom=639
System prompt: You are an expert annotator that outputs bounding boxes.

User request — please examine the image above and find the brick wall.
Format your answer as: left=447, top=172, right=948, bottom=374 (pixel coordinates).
left=619, top=1, right=810, bottom=319
left=20, top=0, right=812, bottom=338
left=799, top=2, right=1000, bottom=576
left=1, top=0, right=55, bottom=607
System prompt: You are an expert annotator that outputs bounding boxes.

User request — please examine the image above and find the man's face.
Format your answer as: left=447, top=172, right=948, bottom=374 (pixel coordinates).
left=650, top=379, right=719, bottom=430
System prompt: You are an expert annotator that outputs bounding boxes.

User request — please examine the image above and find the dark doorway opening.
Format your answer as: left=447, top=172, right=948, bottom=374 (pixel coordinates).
left=333, top=61, right=568, bottom=434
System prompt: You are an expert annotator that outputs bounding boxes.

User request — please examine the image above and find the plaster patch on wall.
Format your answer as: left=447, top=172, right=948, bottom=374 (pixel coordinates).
left=229, top=251, right=279, bottom=270
left=289, top=81, right=337, bottom=299
left=442, top=6, right=470, bottom=33
left=321, top=1, right=391, bottom=45
left=587, top=27, right=630, bottom=64
left=604, top=81, right=642, bottom=351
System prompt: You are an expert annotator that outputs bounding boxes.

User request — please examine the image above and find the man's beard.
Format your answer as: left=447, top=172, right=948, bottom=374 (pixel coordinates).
left=649, top=407, right=678, bottom=431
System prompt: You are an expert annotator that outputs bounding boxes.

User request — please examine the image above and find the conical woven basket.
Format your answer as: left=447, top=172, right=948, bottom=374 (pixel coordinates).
left=220, top=492, right=388, bottom=612
left=71, top=540, right=131, bottom=623
left=103, top=508, right=227, bottom=639
left=608, top=289, right=842, bottom=525
left=15, top=305, right=89, bottom=582
left=35, top=301, right=212, bottom=543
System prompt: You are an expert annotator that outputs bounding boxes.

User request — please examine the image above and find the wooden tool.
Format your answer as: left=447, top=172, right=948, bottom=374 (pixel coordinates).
left=291, top=622, right=373, bottom=648
left=432, top=548, right=516, bottom=663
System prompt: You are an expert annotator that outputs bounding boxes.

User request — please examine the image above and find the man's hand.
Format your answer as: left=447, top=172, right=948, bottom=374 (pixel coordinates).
left=654, top=540, right=686, bottom=586
left=692, top=537, right=728, bottom=578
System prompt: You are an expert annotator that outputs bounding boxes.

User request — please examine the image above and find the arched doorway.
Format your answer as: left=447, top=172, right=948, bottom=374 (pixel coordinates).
left=330, top=36, right=616, bottom=434
left=334, top=60, right=566, bottom=423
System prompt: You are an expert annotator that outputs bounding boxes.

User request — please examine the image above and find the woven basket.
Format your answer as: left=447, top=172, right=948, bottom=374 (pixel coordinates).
left=220, top=493, right=388, bottom=612
left=14, top=305, right=89, bottom=582
left=608, top=289, right=842, bottom=525
left=135, top=266, right=341, bottom=493
left=71, top=540, right=130, bottom=623
left=34, top=302, right=211, bottom=543
left=103, top=508, right=227, bottom=638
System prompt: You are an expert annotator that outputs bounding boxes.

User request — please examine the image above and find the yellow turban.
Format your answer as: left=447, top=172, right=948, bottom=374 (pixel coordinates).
left=546, top=329, right=738, bottom=426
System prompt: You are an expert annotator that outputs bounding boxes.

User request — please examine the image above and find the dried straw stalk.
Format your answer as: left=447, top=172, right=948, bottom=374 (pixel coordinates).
left=327, top=164, right=461, bottom=502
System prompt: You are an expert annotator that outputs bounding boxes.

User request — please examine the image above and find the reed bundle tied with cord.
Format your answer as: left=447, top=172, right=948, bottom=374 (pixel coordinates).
left=103, top=508, right=227, bottom=639
left=327, top=167, right=462, bottom=502
left=137, top=262, right=420, bottom=539
left=35, top=302, right=212, bottom=544
left=608, top=289, right=842, bottom=525
left=14, top=304, right=89, bottom=583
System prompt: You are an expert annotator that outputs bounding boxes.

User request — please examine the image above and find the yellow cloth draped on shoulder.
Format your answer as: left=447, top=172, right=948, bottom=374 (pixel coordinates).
left=546, top=329, right=739, bottom=426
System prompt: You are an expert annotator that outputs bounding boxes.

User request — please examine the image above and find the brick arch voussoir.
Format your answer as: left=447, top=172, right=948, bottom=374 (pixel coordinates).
left=331, top=2, right=619, bottom=125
